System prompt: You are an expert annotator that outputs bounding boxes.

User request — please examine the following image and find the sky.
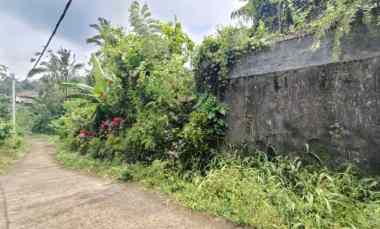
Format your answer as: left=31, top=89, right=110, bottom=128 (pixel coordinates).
left=0, top=0, right=243, bottom=79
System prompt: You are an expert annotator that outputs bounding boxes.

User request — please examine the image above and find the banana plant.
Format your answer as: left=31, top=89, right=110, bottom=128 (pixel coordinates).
left=62, top=56, right=117, bottom=129
left=63, top=56, right=115, bottom=104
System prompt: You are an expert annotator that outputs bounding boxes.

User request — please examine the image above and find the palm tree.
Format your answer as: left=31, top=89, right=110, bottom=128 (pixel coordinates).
left=0, top=65, right=13, bottom=96
left=129, top=1, right=158, bottom=36
left=0, top=65, right=10, bottom=119
left=0, top=65, right=8, bottom=80
left=28, top=49, right=84, bottom=97
left=231, top=0, right=260, bottom=26
left=86, top=17, right=112, bottom=46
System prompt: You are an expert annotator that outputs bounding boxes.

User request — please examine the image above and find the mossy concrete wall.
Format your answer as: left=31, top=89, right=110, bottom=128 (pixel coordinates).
left=225, top=26, right=380, bottom=170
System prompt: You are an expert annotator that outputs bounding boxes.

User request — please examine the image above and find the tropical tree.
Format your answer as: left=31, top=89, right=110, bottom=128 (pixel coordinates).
left=311, top=0, right=380, bottom=36
left=232, top=0, right=379, bottom=34
left=87, top=17, right=112, bottom=46
left=86, top=17, right=125, bottom=49
left=29, top=88, right=65, bottom=134
left=0, top=95, right=10, bottom=120
left=231, top=0, right=307, bottom=32
left=63, top=56, right=119, bottom=130
left=159, top=17, right=195, bottom=57
left=28, top=48, right=84, bottom=97
left=26, top=49, right=84, bottom=133
left=0, top=65, right=12, bottom=96
left=64, top=56, right=116, bottom=104
left=0, top=64, right=7, bottom=80
left=129, top=1, right=158, bottom=36
left=231, top=0, right=262, bottom=26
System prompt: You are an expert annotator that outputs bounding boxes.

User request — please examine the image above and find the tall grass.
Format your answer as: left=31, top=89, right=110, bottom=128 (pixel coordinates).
left=122, top=153, right=380, bottom=229
left=55, top=143, right=380, bottom=229
left=0, top=135, right=25, bottom=174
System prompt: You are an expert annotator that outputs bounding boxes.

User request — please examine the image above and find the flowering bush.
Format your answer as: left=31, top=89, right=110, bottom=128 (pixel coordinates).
left=56, top=4, right=227, bottom=171
left=100, top=121, right=110, bottom=131
left=79, top=130, right=96, bottom=138
left=111, top=117, right=123, bottom=128
left=0, top=119, right=12, bottom=142
left=100, top=117, right=124, bottom=136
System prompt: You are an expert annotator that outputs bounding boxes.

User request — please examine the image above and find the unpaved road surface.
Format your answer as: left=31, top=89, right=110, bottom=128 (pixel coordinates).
left=0, top=138, right=239, bottom=229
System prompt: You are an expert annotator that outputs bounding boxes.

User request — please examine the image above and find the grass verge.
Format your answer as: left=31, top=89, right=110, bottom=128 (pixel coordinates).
left=55, top=141, right=380, bottom=229
left=55, top=141, right=125, bottom=179
left=0, top=136, right=26, bottom=174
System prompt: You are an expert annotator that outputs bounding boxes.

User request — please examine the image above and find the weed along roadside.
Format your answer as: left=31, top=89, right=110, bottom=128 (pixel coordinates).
left=0, top=138, right=25, bottom=174
left=0, top=122, right=26, bottom=174
left=2, top=0, right=380, bottom=228
left=55, top=139, right=380, bottom=229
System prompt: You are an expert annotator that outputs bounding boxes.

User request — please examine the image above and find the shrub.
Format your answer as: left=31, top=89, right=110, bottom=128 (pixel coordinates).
left=125, top=111, right=170, bottom=162
left=176, top=95, right=227, bottom=171
left=0, top=134, right=24, bottom=174
left=0, top=119, right=12, bottom=142
left=0, top=95, right=10, bottom=120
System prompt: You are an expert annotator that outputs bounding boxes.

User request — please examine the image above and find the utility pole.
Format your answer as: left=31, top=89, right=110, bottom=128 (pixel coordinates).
left=11, top=73, right=16, bottom=133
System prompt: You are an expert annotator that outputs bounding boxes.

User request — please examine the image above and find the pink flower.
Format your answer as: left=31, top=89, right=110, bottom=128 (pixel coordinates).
left=79, top=130, right=96, bottom=138
left=79, top=130, right=87, bottom=138
left=111, top=117, right=124, bottom=128
left=100, top=121, right=110, bottom=130
left=87, top=131, right=96, bottom=137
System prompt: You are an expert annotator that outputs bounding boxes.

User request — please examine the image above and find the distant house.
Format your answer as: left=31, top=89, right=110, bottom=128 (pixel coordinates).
left=16, top=91, right=38, bottom=105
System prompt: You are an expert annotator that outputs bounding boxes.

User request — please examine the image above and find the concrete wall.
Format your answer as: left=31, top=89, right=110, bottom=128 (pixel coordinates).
left=225, top=25, right=380, bottom=170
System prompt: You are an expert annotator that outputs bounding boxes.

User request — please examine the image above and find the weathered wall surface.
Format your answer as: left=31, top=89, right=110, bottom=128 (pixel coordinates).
left=230, top=25, right=380, bottom=78
left=225, top=26, right=380, bottom=170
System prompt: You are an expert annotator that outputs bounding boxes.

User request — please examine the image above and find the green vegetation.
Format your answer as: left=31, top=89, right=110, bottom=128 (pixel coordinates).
left=0, top=65, right=28, bottom=173
left=56, top=143, right=380, bottom=229
left=0, top=119, right=12, bottom=142
left=232, top=0, right=379, bottom=34
left=55, top=140, right=124, bottom=179
left=0, top=99, right=25, bottom=174
left=27, top=48, right=84, bottom=134
left=14, top=0, right=379, bottom=228
left=0, top=135, right=25, bottom=174
left=52, top=1, right=224, bottom=174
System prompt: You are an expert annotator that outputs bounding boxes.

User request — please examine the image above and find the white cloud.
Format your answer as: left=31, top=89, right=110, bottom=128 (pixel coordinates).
left=0, top=12, right=91, bottom=80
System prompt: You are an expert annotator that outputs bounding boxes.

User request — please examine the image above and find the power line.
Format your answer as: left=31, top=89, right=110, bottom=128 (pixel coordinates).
left=29, top=0, right=73, bottom=76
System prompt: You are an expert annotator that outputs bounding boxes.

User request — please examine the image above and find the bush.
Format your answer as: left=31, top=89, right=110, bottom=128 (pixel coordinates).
left=0, top=119, right=12, bottom=142
left=125, top=112, right=170, bottom=162
left=0, top=95, right=10, bottom=120
left=0, top=133, right=24, bottom=174
left=52, top=5, right=229, bottom=174
left=176, top=95, right=227, bottom=171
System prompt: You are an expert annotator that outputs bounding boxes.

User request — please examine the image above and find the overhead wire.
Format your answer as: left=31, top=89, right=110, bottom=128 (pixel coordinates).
left=28, top=0, right=73, bottom=76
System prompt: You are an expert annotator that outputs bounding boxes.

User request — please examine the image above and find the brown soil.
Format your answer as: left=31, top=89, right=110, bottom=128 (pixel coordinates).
left=0, top=137, right=242, bottom=229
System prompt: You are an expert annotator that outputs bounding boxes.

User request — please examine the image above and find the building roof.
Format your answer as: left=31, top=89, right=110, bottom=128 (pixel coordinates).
left=16, top=91, right=38, bottom=98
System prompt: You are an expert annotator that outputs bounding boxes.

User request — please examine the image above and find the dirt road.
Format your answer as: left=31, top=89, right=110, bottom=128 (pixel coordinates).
left=0, top=138, right=238, bottom=229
